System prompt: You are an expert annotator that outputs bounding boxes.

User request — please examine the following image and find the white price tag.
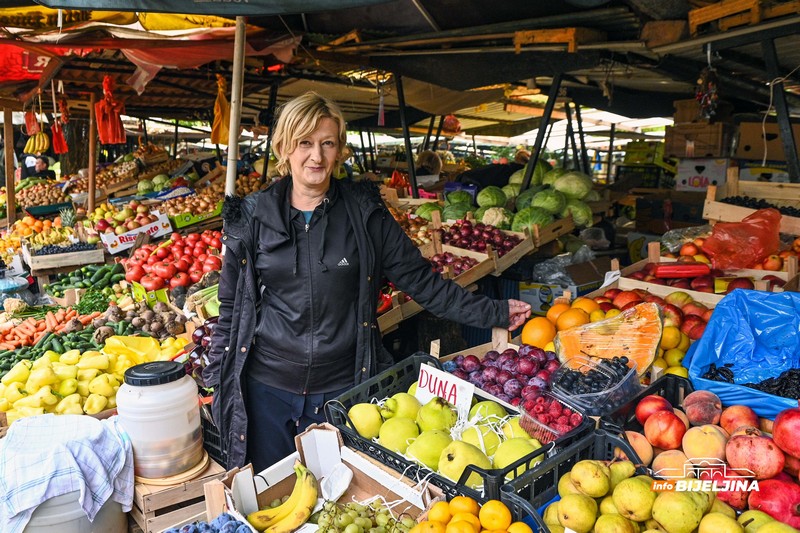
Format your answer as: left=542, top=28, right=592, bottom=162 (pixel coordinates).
left=414, top=364, right=474, bottom=422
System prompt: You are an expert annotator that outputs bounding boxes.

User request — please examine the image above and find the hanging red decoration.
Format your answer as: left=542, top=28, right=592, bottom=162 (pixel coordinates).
left=95, top=75, right=126, bottom=144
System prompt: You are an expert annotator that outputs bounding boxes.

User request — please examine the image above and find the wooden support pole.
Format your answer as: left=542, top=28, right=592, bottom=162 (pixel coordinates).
left=172, top=120, right=179, bottom=157
left=225, top=16, right=247, bottom=197
left=4, top=108, right=15, bottom=226
left=88, top=93, right=97, bottom=214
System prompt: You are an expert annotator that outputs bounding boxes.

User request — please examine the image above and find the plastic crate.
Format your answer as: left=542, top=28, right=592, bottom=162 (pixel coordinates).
left=325, top=354, right=594, bottom=501
left=612, top=164, right=666, bottom=189
left=598, top=374, right=694, bottom=434
left=201, top=414, right=227, bottom=470
left=500, top=429, right=645, bottom=533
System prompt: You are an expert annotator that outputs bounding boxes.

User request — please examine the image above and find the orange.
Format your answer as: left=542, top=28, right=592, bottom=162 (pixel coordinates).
left=555, top=308, right=590, bottom=331
left=660, top=326, right=681, bottom=351
left=450, top=513, right=481, bottom=533
left=413, top=522, right=446, bottom=533
left=520, top=317, right=556, bottom=349
left=545, top=302, right=570, bottom=325
left=22, top=216, right=34, bottom=226
left=448, top=496, right=480, bottom=517
left=478, top=501, right=512, bottom=532
left=571, top=297, right=600, bottom=315
left=445, top=520, right=477, bottom=533
left=428, top=501, right=452, bottom=525
left=507, top=523, right=533, bottom=533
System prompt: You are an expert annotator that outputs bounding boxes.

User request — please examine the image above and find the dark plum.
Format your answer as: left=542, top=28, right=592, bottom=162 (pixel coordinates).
left=483, top=350, right=500, bottom=362
left=503, top=378, right=523, bottom=398
left=496, top=353, right=513, bottom=366
left=545, top=351, right=558, bottom=361
left=517, top=344, right=534, bottom=358
left=481, top=366, right=500, bottom=382
left=529, top=347, right=548, bottom=364
left=495, top=393, right=512, bottom=403
left=496, top=370, right=513, bottom=386
left=522, top=384, right=542, bottom=401
left=484, top=383, right=504, bottom=397
left=545, top=359, right=561, bottom=373
left=500, top=360, right=518, bottom=374
left=453, top=354, right=465, bottom=366
left=468, top=370, right=482, bottom=382
left=192, top=327, right=205, bottom=344
left=452, top=369, right=469, bottom=380
left=527, top=376, right=548, bottom=390
left=462, top=355, right=481, bottom=373
left=535, top=369, right=551, bottom=382
left=501, top=348, right=519, bottom=359
left=517, top=358, right=538, bottom=376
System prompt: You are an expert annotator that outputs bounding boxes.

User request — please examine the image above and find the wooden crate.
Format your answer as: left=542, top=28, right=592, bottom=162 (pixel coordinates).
left=22, top=242, right=105, bottom=271
left=689, top=0, right=799, bottom=35
left=530, top=215, right=574, bottom=248
left=130, top=458, right=227, bottom=533
left=664, top=123, right=733, bottom=158
left=513, top=27, right=606, bottom=52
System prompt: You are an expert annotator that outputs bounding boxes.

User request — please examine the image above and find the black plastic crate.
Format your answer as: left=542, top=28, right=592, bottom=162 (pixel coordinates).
left=612, top=164, right=665, bottom=190
left=325, top=354, right=594, bottom=501
left=201, top=413, right=227, bottom=469
left=500, top=429, right=645, bottom=533
left=598, top=374, right=694, bottom=434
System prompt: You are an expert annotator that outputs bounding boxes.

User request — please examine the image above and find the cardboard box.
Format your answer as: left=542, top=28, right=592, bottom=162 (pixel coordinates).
left=734, top=121, right=800, bottom=161
left=664, top=123, right=733, bottom=158
left=100, top=212, right=172, bottom=254
left=675, top=158, right=730, bottom=192
left=673, top=98, right=733, bottom=124
left=169, top=201, right=223, bottom=229
left=519, top=256, right=613, bottom=316
left=131, top=280, right=169, bottom=308
left=737, top=161, right=791, bottom=183
left=626, top=232, right=662, bottom=263
left=204, top=424, right=441, bottom=531
left=623, top=141, right=664, bottom=165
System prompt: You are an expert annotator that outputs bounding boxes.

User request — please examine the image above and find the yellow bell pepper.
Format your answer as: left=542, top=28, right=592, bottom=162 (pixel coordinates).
left=76, top=352, right=109, bottom=371
left=25, top=367, right=58, bottom=394
left=32, top=355, right=53, bottom=370
left=0, top=383, right=6, bottom=399
left=105, top=336, right=159, bottom=364
left=83, top=393, right=108, bottom=415
left=55, top=393, right=84, bottom=415
left=52, top=362, right=78, bottom=381
left=106, top=394, right=117, bottom=409
left=105, top=351, right=118, bottom=369
left=77, top=368, right=100, bottom=382
left=6, top=406, right=45, bottom=424
left=57, top=378, right=79, bottom=397
left=14, top=385, right=59, bottom=409
left=0, top=398, right=10, bottom=412
left=77, top=380, right=90, bottom=398
left=59, top=350, right=81, bottom=365
left=1, top=360, right=33, bottom=385
left=43, top=350, right=61, bottom=362
left=4, top=381, right=27, bottom=403
left=88, top=374, right=118, bottom=397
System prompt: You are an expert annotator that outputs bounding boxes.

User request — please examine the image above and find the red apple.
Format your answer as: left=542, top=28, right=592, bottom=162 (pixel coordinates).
left=647, top=278, right=667, bottom=285
left=680, top=242, right=699, bottom=256
left=636, top=394, right=674, bottom=425
left=644, top=410, right=687, bottom=450
left=665, top=291, right=693, bottom=308
left=642, top=262, right=658, bottom=275
left=598, top=302, right=615, bottom=313
left=681, top=315, right=706, bottom=340
left=687, top=322, right=706, bottom=340
left=773, top=407, right=800, bottom=460
left=643, top=294, right=666, bottom=306
left=683, top=302, right=708, bottom=318
left=603, top=288, right=622, bottom=300
left=702, top=308, right=713, bottom=322
left=621, top=301, right=642, bottom=311
left=690, top=275, right=714, bottom=292
left=662, top=304, right=684, bottom=328
left=612, top=291, right=643, bottom=310
left=628, top=271, right=647, bottom=281
left=593, top=296, right=611, bottom=304
left=747, top=479, right=800, bottom=528
left=762, top=274, right=786, bottom=291
left=725, top=277, right=755, bottom=294
left=670, top=279, right=691, bottom=289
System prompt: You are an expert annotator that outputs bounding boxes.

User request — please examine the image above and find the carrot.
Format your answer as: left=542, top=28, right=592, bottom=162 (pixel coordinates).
left=36, top=321, right=46, bottom=332
left=15, top=323, right=34, bottom=337
left=33, top=331, right=45, bottom=344
left=25, top=318, right=37, bottom=328
left=65, top=309, right=77, bottom=321
left=89, top=311, right=103, bottom=319
left=6, top=339, right=21, bottom=348
left=54, top=323, right=67, bottom=333
left=55, top=309, right=66, bottom=322
left=78, top=315, right=95, bottom=326
left=45, top=312, right=57, bottom=331
left=0, top=322, right=14, bottom=334
left=0, top=342, right=14, bottom=350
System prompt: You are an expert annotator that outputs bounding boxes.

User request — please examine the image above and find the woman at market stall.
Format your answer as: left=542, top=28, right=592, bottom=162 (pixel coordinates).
left=204, top=91, right=532, bottom=472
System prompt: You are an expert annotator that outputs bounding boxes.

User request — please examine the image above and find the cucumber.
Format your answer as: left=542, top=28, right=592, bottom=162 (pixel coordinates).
left=50, top=338, right=63, bottom=353
left=111, top=273, right=125, bottom=283
left=34, top=332, right=52, bottom=350
left=89, top=266, right=111, bottom=284
left=111, top=263, right=124, bottom=275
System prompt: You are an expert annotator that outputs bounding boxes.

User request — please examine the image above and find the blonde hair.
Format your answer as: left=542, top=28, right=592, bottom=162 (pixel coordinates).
left=271, top=92, right=347, bottom=177
left=416, top=150, right=442, bottom=175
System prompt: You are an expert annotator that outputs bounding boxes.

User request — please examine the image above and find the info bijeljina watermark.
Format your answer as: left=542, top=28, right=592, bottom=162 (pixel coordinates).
left=651, top=459, right=760, bottom=492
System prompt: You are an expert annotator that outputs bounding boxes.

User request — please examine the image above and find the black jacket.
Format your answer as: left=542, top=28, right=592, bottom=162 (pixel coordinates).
left=204, top=177, right=509, bottom=468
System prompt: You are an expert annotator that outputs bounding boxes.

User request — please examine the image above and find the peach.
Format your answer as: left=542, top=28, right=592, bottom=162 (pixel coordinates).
left=682, top=424, right=728, bottom=464
left=762, top=254, right=783, bottom=271
left=680, top=242, right=699, bottom=256
left=652, top=449, right=695, bottom=479
left=635, top=394, right=674, bottom=426
left=720, top=405, right=759, bottom=436
left=645, top=410, right=687, bottom=450
left=674, top=409, right=690, bottom=430
left=619, top=430, right=654, bottom=466
left=682, top=390, right=722, bottom=426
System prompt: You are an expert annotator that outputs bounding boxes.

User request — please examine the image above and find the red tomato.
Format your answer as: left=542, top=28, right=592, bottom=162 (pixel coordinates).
left=140, top=273, right=166, bottom=291
left=170, top=232, right=183, bottom=243
left=125, top=265, right=145, bottom=283
left=174, top=259, right=190, bottom=272
left=147, top=254, right=160, bottom=265
left=183, top=246, right=194, bottom=257
left=155, top=247, right=170, bottom=260
left=210, top=237, right=222, bottom=249
left=193, top=246, right=206, bottom=257
left=201, top=234, right=212, bottom=245
left=185, top=233, right=200, bottom=243
left=204, top=255, right=223, bottom=271
left=153, top=261, right=177, bottom=279
left=133, top=249, right=149, bottom=262
left=189, top=269, right=204, bottom=284
left=142, top=263, right=153, bottom=274
left=197, top=253, right=208, bottom=263
left=170, top=272, right=191, bottom=288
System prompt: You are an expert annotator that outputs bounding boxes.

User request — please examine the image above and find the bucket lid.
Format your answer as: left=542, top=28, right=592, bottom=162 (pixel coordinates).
left=124, top=361, right=185, bottom=386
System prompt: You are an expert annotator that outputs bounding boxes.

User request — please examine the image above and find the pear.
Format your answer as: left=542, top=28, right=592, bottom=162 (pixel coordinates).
left=406, top=430, right=452, bottom=470
left=755, top=523, right=800, bottom=533
left=468, top=400, right=506, bottom=424
left=698, top=512, right=743, bottom=533
left=688, top=490, right=714, bottom=514
left=378, top=417, right=419, bottom=454
left=612, top=477, right=657, bottom=522
left=651, top=491, right=704, bottom=533
left=558, top=493, right=598, bottom=533
left=644, top=518, right=665, bottom=531
left=408, top=381, right=418, bottom=395
left=594, top=514, right=638, bottom=533
left=492, top=437, right=542, bottom=479
left=460, top=424, right=501, bottom=456
left=609, top=460, right=636, bottom=490
left=571, top=460, right=611, bottom=498
left=380, top=392, right=421, bottom=420
left=542, top=501, right=560, bottom=527
left=416, top=397, right=457, bottom=432
left=709, top=498, right=736, bottom=519
left=501, top=416, right=532, bottom=439
left=437, top=440, right=491, bottom=489
left=599, top=495, right=619, bottom=515
left=636, top=474, right=656, bottom=486
left=348, top=403, right=383, bottom=439
left=737, top=510, right=775, bottom=533
left=558, top=472, right=583, bottom=497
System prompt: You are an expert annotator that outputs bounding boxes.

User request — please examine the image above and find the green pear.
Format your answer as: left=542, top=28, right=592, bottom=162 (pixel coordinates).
left=468, top=400, right=506, bottom=424
left=571, top=460, right=611, bottom=498
left=688, top=490, right=714, bottom=514
left=348, top=403, right=383, bottom=439
left=636, top=474, right=656, bottom=486
left=380, top=392, right=421, bottom=420
left=416, top=397, right=457, bottom=432
left=755, top=523, right=800, bottom=533
left=738, top=510, right=775, bottom=533
left=501, top=416, right=532, bottom=439
left=594, top=514, right=638, bottom=533
left=437, top=440, right=491, bottom=489
left=378, top=417, right=419, bottom=453
left=542, top=501, right=560, bottom=526
left=558, top=493, right=598, bottom=533
left=651, top=491, right=704, bottom=533
left=709, top=498, right=736, bottom=519
left=408, top=381, right=418, bottom=395
left=406, top=430, right=452, bottom=470
left=548, top=527, right=565, bottom=533
left=492, top=437, right=542, bottom=479
left=558, top=472, right=583, bottom=497
left=699, top=512, right=743, bottom=533
left=460, top=424, right=502, bottom=456
left=609, top=460, right=636, bottom=490
left=599, top=495, right=619, bottom=515
left=643, top=530, right=666, bottom=533
left=645, top=518, right=665, bottom=531
left=612, top=477, right=657, bottom=522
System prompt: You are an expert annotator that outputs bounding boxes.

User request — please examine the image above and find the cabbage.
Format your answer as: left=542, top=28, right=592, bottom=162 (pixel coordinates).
left=442, top=202, right=472, bottom=221
left=553, top=171, right=594, bottom=200
left=514, top=186, right=544, bottom=211
left=509, top=159, right=552, bottom=186
left=446, top=190, right=473, bottom=206
left=584, top=190, right=601, bottom=202
left=481, top=207, right=513, bottom=230
left=542, top=167, right=569, bottom=187
left=512, top=207, right=554, bottom=232
left=415, top=202, right=443, bottom=221
left=561, top=199, right=594, bottom=228
left=474, top=206, right=489, bottom=222
left=531, top=189, right=566, bottom=215
left=152, top=174, right=170, bottom=185
left=477, top=186, right=507, bottom=208
left=137, top=180, right=154, bottom=193
left=502, top=184, right=520, bottom=200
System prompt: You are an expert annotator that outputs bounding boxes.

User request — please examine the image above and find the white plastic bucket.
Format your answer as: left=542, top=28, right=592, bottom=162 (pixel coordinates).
left=24, top=490, right=125, bottom=532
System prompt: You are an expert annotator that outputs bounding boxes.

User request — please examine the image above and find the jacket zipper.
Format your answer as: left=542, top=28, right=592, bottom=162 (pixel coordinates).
left=302, top=215, right=313, bottom=395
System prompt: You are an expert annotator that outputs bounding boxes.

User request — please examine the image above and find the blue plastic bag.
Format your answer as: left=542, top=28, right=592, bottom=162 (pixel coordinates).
left=684, top=289, right=800, bottom=420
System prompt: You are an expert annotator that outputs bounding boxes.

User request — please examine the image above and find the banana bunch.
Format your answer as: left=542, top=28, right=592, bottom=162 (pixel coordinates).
left=29, top=227, right=73, bottom=246
left=24, top=132, right=50, bottom=154
left=248, top=461, right=319, bottom=533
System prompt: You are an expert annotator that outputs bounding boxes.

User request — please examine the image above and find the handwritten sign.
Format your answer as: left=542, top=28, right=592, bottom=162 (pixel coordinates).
left=414, top=364, right=474, bottom=422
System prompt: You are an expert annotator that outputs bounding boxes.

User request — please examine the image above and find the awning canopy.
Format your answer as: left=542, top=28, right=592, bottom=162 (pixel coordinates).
left=33, top=0, right=392, bottom=16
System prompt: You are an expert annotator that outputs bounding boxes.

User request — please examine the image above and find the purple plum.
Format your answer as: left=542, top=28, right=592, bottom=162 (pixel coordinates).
left=454, top=354, right=465, bottom=367
left=495, top=393, right=512, bottom=403
left=521, top=385, right=542, bottom=401
left=496, top=353, right=513, bottom=366
left=527, top=376, right=548, bottom=390
left=517, top=358, right=538, bottom=377
left=501, top=348, right=519, bottom=359
left=545, top=351, right=557, bottom=361
left=452, top=369, right=469, bottom=380
left=483, top=350, right=500, bottom=362
left=503, top=378, right=523, bottom=398
left=485, top=383, right=504, bottom=397
left=481, top=366, right=500, bottom=382
left=545, top=359, right=561, bottom=373
left=517, top=344, right=534, bottom=358
left=496, top=370, right=513, bottom=386
left=535, top=369, right=551, bottom=383
left=501, top=360, right=518, bottom=374
left=530, top=348, right=547, bottom=364
left=462, top=355, right=481, bottom=373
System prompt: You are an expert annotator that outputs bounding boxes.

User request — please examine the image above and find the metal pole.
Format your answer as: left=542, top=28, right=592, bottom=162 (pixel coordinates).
left=423, top=115, right=435, bottom=151
left=4, top=108, right=15, bottom=226
left=562, top=120, right=570, bottom=169
left=173, top=120, right=179, bottom=157
left=433, top=116, right=444, bottom=150
left=88, top=93, right=97, bottom=214
left=141, top=118, right=148, bottom=144
left=762, top=38, right=800, bottom=181
left=394, top=75, right=418, bottom=198
left=565, top=103, right=580, bottom=170
left=225, top=16, right=247, bottom=197
left=573, top=103, right=590, bottom=174
left=367, top=130, right=377, bottom=173
left=358, top=129, right=369, bottom=173
left=606, top=123, right=616, bottom=183
left=260, top=82, right=279, bottom=182
left=521, top=74, right=563, bottom=192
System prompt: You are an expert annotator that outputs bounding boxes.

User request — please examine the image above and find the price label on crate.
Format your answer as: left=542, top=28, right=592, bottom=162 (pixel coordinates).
left=414, top=364, right=474, bottom=422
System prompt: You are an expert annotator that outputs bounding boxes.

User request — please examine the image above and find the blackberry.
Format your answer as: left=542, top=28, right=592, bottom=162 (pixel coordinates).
left=35, top=242, right=99, bottom=256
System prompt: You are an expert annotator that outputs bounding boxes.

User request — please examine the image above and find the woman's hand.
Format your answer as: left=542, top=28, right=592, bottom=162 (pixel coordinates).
left=507, top=299, right=532, bottom=331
